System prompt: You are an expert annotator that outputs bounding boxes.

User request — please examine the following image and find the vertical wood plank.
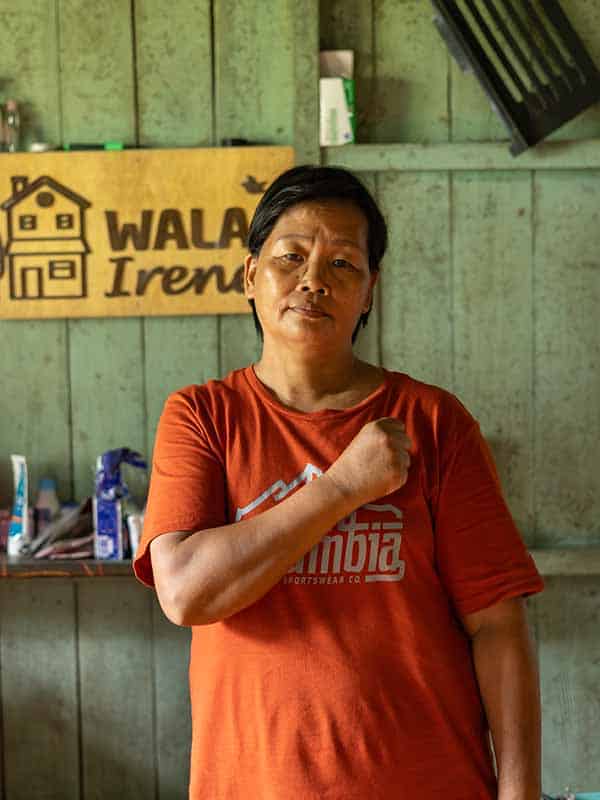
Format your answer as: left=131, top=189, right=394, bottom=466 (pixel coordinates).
left=152, top=599, right=191, bottom=800
left=58, top=0, right=136, bottom=145
left=135, top=0, right=219, bottom=462
left=58, top=0, right=148, bottom=502
left=450, top=57, right=506, bottom=143
left=453, top=171, right=533, bottom=540
left=0, top=1, right=71, bottom=507
left=214, top=0, right=296, bottom=375
left=214, top=0, right=295, bottom=147
left=0, top=0, right=61, bottom=149
left=293, top=0, right=320, bottom=164
left=78, top=579, right=155, bottom=800
left=534, top=577, right=600, bottom=794
left=378, top=172, right=452, bottom=388
left=351, top=173, right=381, bottom=366
left=534, top=171, right=600, bottom=547
left=0, top=320, right=71, bottom=507
left=0, top=581, right=79, bottom=800
left=319, top=0, right=374, bottom=144
left=143, top=319, right=220, bottom=463
left=135, top=0, right=213, bottom=148
left=69, top=317, right=147, bottom=501
left=372, top=0, right=449, bottom=143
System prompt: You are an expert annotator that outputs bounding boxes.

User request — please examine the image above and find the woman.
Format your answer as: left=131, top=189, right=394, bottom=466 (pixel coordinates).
left=134, top=166, right=544, bottom=800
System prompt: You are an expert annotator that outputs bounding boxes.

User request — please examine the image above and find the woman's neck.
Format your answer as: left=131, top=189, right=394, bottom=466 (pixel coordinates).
left=253, top=344, right=382, bottom=412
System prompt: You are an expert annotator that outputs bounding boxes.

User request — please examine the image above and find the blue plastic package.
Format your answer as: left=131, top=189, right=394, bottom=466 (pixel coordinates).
left=93, top=448, right=146, bottom=560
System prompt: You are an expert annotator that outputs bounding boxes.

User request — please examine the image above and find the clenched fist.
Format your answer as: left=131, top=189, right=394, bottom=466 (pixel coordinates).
left=326, top=418, right=412, bottom=507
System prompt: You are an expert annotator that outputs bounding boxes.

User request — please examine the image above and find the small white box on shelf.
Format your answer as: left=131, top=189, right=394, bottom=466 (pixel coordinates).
left=319, top=50, right=355, bottom=147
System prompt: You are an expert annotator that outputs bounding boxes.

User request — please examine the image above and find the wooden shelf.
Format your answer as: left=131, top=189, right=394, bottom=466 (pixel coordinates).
left=529, top=548, right=600, bottom=577
left=321, top=139, right=600, bottom=172
left=2, top=549, right=600, bottom=579
left=0, top=556, right=133, bottom=579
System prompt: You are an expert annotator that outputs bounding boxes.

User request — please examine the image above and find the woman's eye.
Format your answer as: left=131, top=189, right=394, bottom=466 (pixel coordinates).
left=332, top=258, right=354, bottom=269
left=282, top=252, right=303, bottom=262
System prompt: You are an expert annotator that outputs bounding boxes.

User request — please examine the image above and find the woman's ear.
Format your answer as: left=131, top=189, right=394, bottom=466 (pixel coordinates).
left=363, top=270, right=379, bottom=313
left=244, top=254, right=257, bottom=299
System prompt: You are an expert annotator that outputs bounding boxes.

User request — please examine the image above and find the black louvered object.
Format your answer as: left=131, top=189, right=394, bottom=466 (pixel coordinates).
left=431, top=0, right=600, bottom=155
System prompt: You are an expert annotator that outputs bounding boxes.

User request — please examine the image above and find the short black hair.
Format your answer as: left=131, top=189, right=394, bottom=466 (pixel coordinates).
left=246, top=165, right=388, bottom=343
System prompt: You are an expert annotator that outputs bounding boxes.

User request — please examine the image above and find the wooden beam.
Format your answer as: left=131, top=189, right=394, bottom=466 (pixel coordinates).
left=322, top=140, right=600, bottom=171
left=529, top=548, right=600, bottom=576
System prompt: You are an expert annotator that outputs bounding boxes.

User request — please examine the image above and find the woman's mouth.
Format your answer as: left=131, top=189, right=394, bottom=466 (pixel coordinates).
left=290, top=305, right=329, bottom=318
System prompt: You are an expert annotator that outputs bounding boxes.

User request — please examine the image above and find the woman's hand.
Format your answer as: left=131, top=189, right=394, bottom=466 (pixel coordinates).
left=326, top=418, right=412, bottom=507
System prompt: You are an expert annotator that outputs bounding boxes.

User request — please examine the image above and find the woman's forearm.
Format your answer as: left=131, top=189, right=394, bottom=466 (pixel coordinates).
left=163, top=472, right=356, bottom=625
left=471, top=613, right=542, bottom=800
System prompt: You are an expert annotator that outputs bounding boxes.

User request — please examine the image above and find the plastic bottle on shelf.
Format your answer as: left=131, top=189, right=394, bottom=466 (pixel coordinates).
left=34, top=478, right=61, bottom=536
left=5, top=99, right=20, bottom=152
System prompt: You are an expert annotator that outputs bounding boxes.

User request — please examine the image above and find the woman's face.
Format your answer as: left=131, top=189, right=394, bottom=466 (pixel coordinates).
left=245, top=200, right=377, bottom=352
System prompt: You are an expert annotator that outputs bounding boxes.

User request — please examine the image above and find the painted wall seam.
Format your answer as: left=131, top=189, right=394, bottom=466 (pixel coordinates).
left=55, top=0, right=65, bottom=147
left=74, top=581, right=84, bottom=800
left=0, top=587, right=6, bottom=800
left=130, top=0, right=141, bottom=147
left=150, top=592, right=160, bottom=800
left=531, top=170, right=538, bottom=548
left=449, top=170, right=456, bottom=394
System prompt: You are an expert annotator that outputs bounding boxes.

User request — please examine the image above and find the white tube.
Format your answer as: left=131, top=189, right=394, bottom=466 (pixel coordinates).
left=8, top=454, right=30, bottom=558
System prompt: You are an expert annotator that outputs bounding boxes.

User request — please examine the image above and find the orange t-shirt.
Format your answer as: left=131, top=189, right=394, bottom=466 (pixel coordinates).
left=134, top=366, right=544, bottom=800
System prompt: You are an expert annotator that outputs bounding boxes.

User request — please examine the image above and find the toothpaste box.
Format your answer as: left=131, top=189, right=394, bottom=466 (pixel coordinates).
left=319, top=50, right=356, bottom=146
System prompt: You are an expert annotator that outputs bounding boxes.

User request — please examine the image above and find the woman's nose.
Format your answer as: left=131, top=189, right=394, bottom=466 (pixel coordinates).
left=298, top=257, right=329, bottom=294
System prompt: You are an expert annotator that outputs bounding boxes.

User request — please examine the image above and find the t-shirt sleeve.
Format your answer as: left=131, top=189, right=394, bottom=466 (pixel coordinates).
left=433, top=401, right=544, bottom=618
left=133, top=388, right=227, bottom=588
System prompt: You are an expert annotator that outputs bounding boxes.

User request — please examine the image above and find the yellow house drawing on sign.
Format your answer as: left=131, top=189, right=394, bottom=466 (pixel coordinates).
left=0, top=175, right=91, bottom=300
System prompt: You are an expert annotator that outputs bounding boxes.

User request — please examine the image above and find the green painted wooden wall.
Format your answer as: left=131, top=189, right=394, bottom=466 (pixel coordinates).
left=0, top=1, right=599, bottom=797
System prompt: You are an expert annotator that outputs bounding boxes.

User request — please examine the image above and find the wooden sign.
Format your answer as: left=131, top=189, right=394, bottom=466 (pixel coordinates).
left=0, top=146, right=294, bottom=319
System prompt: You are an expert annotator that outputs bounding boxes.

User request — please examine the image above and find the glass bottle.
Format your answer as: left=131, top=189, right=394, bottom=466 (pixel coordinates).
left=5, top=99, right=20, bottom=152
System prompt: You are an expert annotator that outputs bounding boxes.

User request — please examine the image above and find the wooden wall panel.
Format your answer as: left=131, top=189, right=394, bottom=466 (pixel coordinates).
left=0, top=321, right=71, bottom=507
left=135, top=0, right=213, bottom=148
left=378, top=172, right=453, bottom=388
left=69, top=318, right=147, bottom=501
left=0, top=0, right=61, bottom=149
left=58, top=1, right=148, bottom=503
left=534, top=171, right=600, bottom=547
left=450, top=59, right=506, bottom=143
left=372, top=0, right=449, bottom=143
left=214, top=0, right=296, bottom=374
left=0, top=2, right=71, bottom=508
left=534, top=577, right=600, bottom=794
left=78, top=580, right=155, bottom=800
left=452, top=171, right=533, bottom=539
left=0, top=581, right=79, bottom=800
left=143, top=319, right=219, bottom=461
left=319, top=0, right=374, bottom=144
left=152, top=599, right=191, bottom=800
left=135, top=0, right=219, bottom=463
left=58, top=0, right=136, bottom=145
left=214, top=0, right=295, bottom=147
